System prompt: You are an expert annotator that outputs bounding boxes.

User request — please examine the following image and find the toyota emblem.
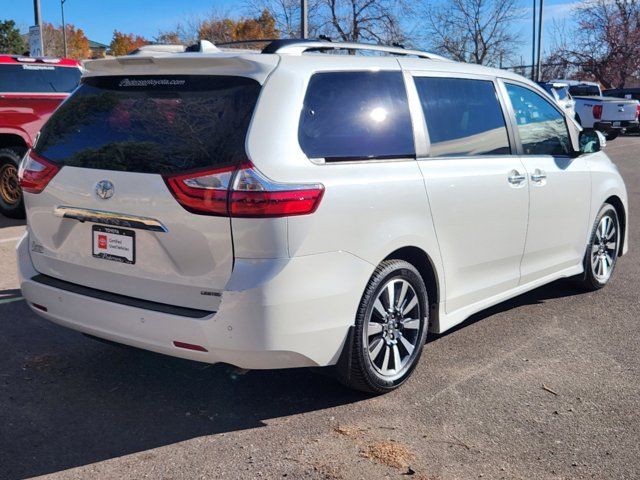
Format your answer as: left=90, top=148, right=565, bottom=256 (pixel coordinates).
left=95, top=180, right=114, bottom=200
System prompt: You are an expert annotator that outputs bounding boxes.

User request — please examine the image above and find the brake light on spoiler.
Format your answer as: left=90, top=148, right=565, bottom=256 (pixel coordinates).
left=164, top=163, right=324, bottom=218
left=18, top=151, right=61, bottom=194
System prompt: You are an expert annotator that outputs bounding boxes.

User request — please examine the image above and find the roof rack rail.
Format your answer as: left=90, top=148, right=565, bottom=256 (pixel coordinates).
left=261, top=39, right=448, bottom=60
left=215, top=39, right=281, bottom=48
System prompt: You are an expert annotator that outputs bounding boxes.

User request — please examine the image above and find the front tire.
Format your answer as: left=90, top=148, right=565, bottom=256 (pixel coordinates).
left=578, top=204, right=620, bottom=291
left=0, top=148, right=26, bottom=219
left=337, top=260, right=429, bottom=393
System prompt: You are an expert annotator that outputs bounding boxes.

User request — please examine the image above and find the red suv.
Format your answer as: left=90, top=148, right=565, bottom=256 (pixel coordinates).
left=0, top=55, right=82, bottom=218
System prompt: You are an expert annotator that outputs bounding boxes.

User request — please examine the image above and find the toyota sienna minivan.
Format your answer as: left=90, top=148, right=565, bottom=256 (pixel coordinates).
left=17, top=39, right=628, bottom=393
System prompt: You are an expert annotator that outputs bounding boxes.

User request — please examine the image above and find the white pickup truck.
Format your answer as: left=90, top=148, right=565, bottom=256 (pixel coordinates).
left=551, top=79, right=640, bottom=140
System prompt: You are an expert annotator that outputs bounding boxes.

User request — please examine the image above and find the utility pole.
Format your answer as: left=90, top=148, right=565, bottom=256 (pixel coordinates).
left=30, top=0, right=44, bottom=57
left=536, top=0, right=545, bottom=82
left=301, top=0, right=308, bottom=39
left=531, top=0, right=536, bottom=81
left=61, top=0, right=68, bottom=58
left=34, top=0, right=42, bottom=25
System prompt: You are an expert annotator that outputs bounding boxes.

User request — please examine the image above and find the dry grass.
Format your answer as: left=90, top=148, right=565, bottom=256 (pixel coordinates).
left=332, top=425, right=362, bottom=437
left=311, top=463, right=344, bottom=480
left=361, top=440, right=414, bottom=469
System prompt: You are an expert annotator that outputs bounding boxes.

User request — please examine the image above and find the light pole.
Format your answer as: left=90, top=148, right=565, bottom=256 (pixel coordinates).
left=61, top=0, right=68, bottom=58
left=301, top=0, right=308, bottom=39
left=531, top=0, right=536, bottom=80
left=536, top=0, right=544, bottom=81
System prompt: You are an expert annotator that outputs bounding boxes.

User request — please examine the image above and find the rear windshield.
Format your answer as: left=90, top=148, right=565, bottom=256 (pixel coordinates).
left=35, top=75, right=261, bottom=175
left=0, top=64, right=81, bottom=93
left=568, top=85, right=600, bottom=96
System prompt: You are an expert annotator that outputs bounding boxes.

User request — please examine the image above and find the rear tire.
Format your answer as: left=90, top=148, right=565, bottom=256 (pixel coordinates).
left=577, top=204, right=620, bottom=291
left=0, top=148, right=26, bottom=219
left=336, top=260, right=429, bottom=394
left=605, top=130, right=619, bottom=141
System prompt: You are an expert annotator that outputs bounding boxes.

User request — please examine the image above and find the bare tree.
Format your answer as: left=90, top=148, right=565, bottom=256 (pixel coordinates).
left=553, top=0, right=640, bottom=88
left=317, top=0, right=407, bottom=44
left=423, top=0, right=522, bottom=66
left=156, top=18, right=201, bottom=45
left=250, top=0, right=407, bottom=44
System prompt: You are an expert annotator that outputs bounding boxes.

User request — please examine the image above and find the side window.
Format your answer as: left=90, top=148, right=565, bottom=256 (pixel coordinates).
left=298, top=71, right=415, bottom=161
left=413, top=77, right=511, bottom=157
left=505, top=83, right=571, bottom=156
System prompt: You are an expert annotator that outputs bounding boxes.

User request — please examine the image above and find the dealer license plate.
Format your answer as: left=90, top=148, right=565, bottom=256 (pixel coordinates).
left=92, top=225, right=135, bottom=264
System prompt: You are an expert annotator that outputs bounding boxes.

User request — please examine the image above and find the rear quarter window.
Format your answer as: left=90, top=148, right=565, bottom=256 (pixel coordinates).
left=0, top=64, right=80, bottom=93
left=414, top=76, right=511, bottom=157
left=34, top=75, right=261, bottom=175
left=298, top=71, right=415, bottom=161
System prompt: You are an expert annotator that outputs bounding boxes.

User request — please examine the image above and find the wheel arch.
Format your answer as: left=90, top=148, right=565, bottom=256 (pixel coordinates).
left=605, top=195, right=626, bottom=256
left=0, top=133, right=29, bottom=155
left=383, top=246, right=442, bottom=332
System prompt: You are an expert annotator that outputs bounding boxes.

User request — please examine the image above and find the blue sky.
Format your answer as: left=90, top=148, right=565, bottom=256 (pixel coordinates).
left=6, top=0, right=577, bottom=64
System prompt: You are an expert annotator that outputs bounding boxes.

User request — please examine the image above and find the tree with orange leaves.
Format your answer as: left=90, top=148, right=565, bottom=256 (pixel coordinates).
left=109, top=31, right=150, bottom=56
left=41, top=23, right=91, bottom=59
left=157, top=9, right=279, bottom=45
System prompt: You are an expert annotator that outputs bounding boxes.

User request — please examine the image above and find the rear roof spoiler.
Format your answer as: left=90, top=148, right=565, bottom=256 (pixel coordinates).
left=129, top=40, right=221, bottom=56
left=83, top=48, right=279, bottom=84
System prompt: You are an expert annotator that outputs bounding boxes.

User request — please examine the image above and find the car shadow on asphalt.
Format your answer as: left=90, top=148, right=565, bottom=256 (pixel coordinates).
left=427, top=278, right=587, bottom=342
left=0, top=215, right=25, bottom=229
left=0, top=299, right=366, bottom=479
left=0, top=278, right=585, bottom=479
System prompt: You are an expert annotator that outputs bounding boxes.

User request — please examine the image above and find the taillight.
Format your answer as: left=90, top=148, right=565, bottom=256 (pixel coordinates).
left=593, top=105, right=603, bottom=119
left=18, top=151, right=60, bottom=194
left=164, top=165, right=234, bottom=215
left=164, top=162, right=324, bottom=218
left=636, top=103, right=640, bottom=120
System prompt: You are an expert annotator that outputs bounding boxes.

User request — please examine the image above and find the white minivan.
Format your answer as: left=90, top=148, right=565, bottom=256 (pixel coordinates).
left=18, top=40, right=629, bottom=393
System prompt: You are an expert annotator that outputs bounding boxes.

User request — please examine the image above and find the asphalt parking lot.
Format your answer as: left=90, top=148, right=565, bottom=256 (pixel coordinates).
left=1, top=136, right=639, bottom=480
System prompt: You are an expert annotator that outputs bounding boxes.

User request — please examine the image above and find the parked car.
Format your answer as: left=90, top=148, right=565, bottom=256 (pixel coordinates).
left=551, top=79, right=639, bottom=140
left=603, top=87, right=640, bottom=133
left=18, top=40, right=628, bottom=393
left=0, top=55, right=82, bottom=218
left=538, top=81, right=576, bottom=118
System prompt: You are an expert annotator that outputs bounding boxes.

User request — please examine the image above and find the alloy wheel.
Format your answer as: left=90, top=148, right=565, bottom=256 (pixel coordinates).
left=0, top=163, right=21, bottom=206
left=364, top=278, right=422, bottom=378
left=591, top=214, right=618, bottom=283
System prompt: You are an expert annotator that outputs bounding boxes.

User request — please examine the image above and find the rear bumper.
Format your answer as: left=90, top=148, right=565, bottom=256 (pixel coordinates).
left=594, top=120, right=639, bottom=132
left=18, top=233, right=373, bottom=369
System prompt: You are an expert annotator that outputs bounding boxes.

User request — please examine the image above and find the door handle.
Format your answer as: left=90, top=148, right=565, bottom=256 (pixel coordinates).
left=508, top=170, right=527, bottom=185
left=530, top=169, right=547, bottom=183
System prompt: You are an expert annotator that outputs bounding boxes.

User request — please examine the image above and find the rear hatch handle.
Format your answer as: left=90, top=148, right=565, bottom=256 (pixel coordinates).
left=54, top=206, right=168, bottom=232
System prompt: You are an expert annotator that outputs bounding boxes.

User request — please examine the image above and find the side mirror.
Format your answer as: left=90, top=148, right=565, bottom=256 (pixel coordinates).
left=579, top=129, right=606, bottom=154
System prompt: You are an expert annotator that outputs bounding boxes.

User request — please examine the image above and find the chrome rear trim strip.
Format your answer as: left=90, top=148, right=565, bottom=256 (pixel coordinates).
left=54, top=206, right=168, bottom=232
